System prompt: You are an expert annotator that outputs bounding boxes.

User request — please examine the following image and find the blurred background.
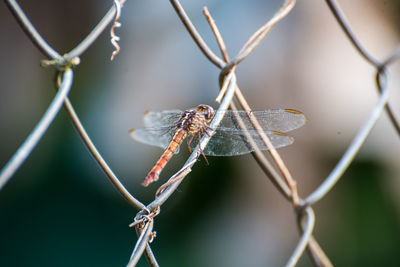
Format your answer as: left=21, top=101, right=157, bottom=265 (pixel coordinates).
left=1, top=0, right=400, bottom=266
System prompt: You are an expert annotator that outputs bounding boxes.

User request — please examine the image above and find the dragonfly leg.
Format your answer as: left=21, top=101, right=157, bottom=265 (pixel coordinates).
left=204, top=125, right=214, bottom=137
left=198, top=131, right=209, bottom=165
left=203, top=127, right=211, bottom=137
left=187, top=134, right=195, bottom=154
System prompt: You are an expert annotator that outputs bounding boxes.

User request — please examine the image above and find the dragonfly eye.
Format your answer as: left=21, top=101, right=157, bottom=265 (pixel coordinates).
left=197, top=104, right=215, bottom=122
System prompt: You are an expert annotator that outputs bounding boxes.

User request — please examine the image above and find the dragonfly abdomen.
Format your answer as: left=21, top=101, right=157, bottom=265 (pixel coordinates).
left=142, top=129, right=187, bottom=186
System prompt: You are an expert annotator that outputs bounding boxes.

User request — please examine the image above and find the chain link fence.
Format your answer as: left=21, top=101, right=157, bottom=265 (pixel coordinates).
left=1, top=0, right=399, bottom=266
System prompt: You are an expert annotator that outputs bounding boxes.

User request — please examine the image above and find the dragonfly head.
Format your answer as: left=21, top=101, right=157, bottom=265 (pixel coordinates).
left=196, top=104, right=215, bottom=123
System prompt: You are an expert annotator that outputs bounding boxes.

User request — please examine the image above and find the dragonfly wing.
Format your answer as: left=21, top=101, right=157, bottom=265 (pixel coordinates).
left=130, top=109, right=183, bottom=153
left=143, top=109, right=182, bottom=128
left=189, top=127, right=294, bottom=156
left=218, top=109, right=306, bottom=133
left=132, top=108, right=304, bottom=156
left=130, top=126, right=181, bottom=153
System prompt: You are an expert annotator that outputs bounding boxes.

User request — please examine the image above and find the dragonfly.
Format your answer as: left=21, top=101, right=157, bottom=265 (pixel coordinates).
left=130, top=104, right=306, bottom=186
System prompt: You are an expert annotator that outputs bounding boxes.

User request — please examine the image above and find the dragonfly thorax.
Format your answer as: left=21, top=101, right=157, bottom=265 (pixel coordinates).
left=176, top=104, right=215, bottom=134
left=196, top=104, right=215, bottom=122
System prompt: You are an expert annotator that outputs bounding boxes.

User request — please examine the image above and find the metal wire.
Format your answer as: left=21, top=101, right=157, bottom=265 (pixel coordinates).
left=303, top=69, right=390, bottom=206
left=2, top=0, right=400, bottom=266
left=169, top=0, right=225, bottom=68
left=62, top=97, right=145, bottom=209
left=0, top=69, right=73, bottom=190
left=286, top=207, right=315, bottom=267
left=128, top=220, right=154, bottom=267
left=5, top=0, right=59, bottom=59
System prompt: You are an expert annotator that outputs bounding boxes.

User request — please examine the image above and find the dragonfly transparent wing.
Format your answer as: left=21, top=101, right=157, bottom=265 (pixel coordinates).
left=130, top=109, right=183, bottom=152
left=217, top=109, right=306, bottom=133
left=189, top=128, right=293, bottom=156
left=142, top=109, right=182, bottom=128
left=190, top=109, right=306, bottom=156
left=131, top=108, right=306, bottom=156
left=130, top=126, right=179, bottom=152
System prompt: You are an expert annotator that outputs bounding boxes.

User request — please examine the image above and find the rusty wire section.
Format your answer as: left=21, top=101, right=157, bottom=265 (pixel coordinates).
left=2, top=0, right=400, bottom=266
left=110, top=0, right=127, bottom=60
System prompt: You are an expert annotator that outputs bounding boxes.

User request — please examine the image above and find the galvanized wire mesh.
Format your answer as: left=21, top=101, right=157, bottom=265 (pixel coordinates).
left=1, top=0, right=399, bottom=266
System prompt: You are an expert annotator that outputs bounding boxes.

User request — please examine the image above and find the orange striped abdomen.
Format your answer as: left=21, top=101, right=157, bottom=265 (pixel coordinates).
left=142, top=129, right=187, bottom=186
